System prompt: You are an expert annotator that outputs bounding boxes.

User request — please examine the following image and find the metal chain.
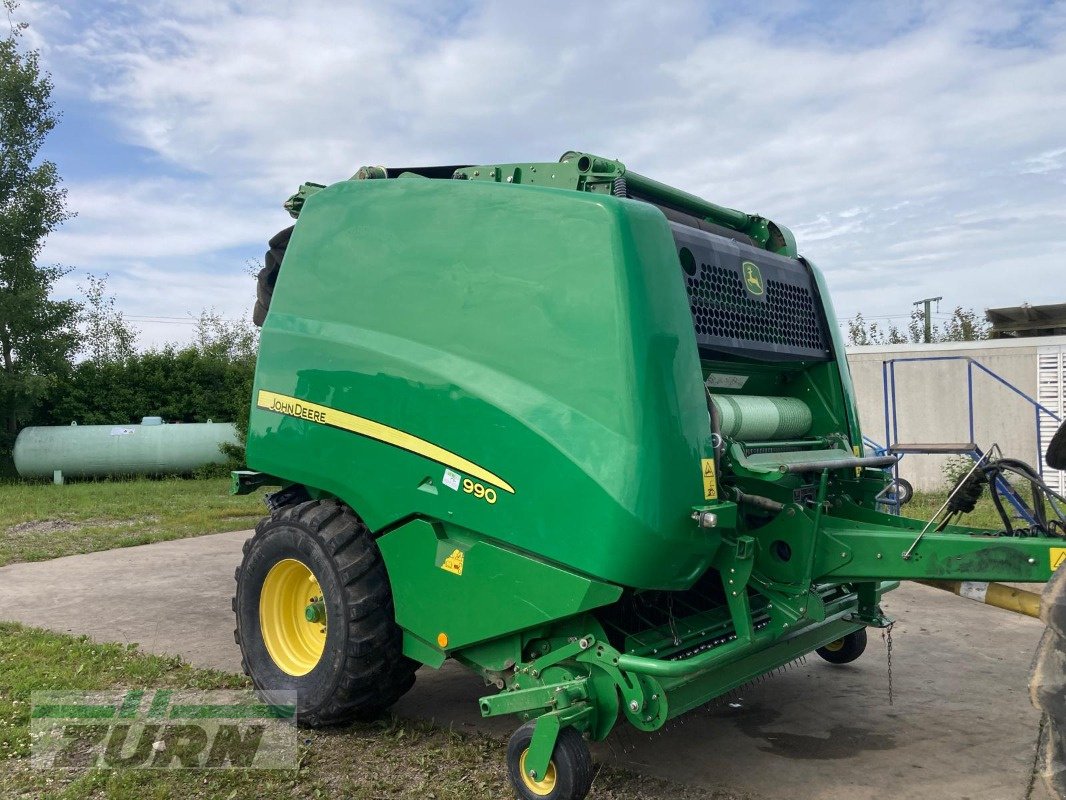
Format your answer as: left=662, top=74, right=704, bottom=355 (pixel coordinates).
left=883, top=622, right=895, bottom=706
left=667, top=595, right=681, bottom=647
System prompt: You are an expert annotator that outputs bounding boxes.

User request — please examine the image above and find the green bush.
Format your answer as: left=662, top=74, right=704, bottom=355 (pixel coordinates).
left=942, top=455, right=976, bottom=490
left=4, top=343, right=257, bottom=476
left=40, top=347, right=253, bottom=427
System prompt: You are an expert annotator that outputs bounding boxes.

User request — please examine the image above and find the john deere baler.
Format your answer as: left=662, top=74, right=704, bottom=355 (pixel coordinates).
left=232, top=151, right=1066, bottom=800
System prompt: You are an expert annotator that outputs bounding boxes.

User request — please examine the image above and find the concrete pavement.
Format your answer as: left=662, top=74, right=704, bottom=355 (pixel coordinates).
left=0, top=530, right=1051, bottom=799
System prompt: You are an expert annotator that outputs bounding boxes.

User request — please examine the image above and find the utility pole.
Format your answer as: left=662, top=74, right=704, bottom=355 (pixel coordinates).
left=914, top=296, right=942, bottom=343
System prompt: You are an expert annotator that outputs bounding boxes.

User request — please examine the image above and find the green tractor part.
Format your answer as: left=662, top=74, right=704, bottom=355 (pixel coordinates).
left=231, top=151, right=1066, bottom=800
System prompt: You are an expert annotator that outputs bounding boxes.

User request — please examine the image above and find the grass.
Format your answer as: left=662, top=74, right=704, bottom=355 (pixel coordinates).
left=902, top=491, right=1004, bottom=530
left=0, top=623, right=728, bottom=800
left=903, top=487, right=1051, bottom=532
left=0, top=478, right=268, bottom=567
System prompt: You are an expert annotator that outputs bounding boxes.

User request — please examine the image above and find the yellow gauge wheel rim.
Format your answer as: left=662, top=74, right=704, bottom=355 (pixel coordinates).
left=259, top=558, right=327, bottom=676
left=519, top=749, right=557, bottom=796
left=823, top=638, right=845, bottom=652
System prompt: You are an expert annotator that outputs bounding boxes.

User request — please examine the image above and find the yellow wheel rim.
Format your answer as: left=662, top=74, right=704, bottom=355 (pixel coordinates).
left=823, top=638, right=845, bottom=652
left=259, top=558, right=327, bottom=676
left=519, top=749, right=557, bottom=796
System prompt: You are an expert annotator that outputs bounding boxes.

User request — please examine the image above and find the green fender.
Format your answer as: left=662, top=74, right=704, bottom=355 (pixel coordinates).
left=377, top=519, right=623, bottom=660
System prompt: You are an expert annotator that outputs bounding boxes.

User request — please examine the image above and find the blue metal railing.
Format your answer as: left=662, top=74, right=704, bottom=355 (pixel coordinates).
left=879, top=355, right=1062, bottom=526
left=881, top=355, right=1061, bottom=478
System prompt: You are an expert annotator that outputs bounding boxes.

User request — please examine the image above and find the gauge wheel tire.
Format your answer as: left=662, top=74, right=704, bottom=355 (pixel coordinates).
left=1030, top=565, right=1066, bottom=797
left=816, top=628, right=868, bottom=664
left=233, top=499, right=416, bottom=726
left=506, top=721, right=593, bottom=800
left=893, top=477, right=914, bottom=505
left=252, top=225, right=294, bottom=327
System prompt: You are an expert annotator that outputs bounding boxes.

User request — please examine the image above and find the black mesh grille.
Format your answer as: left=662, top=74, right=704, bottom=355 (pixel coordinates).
left=672, top=224, right=831, bottom=361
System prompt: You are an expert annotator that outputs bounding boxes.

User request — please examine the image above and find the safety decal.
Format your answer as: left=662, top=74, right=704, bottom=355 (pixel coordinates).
left=442, top=468, right=461, bottom=491
left=701, top=458, right=718, bottom=501
left=441, top=548, right=465, bottom=576
left=1051, top=548, right=1066, bottom=572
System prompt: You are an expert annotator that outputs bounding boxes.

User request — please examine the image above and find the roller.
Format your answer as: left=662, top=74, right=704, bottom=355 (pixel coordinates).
left=710, top=394, right=813, bottom=441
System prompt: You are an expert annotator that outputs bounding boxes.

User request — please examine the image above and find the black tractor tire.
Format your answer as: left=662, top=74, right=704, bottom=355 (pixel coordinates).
left=1030, top=566, right=1066, bottom=797
left=252, top=225, right=294, bottom=327
left=233, top=499, right=416, bottom=726
left=506, top=721, right=593, bottom=800
left=816, top=628, right=868, bottom=664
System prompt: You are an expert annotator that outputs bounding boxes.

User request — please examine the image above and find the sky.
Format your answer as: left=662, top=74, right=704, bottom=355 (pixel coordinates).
left=20, top=0, right=1066, bottom=348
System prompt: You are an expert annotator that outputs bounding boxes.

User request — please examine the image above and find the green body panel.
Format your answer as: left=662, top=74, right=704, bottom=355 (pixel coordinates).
left=377, top=518, right=622, bottom=653
left=247, top=178, right=717, bottom=591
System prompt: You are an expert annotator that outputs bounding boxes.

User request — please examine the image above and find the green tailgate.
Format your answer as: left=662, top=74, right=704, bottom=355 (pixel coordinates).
left=247, top=178, right=717, bottom=591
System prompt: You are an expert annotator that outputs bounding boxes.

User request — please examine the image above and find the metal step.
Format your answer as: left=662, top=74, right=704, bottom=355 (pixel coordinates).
left=888, top=443, right=978, bottom=454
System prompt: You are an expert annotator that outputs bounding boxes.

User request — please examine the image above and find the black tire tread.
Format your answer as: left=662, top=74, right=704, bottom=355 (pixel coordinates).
left=506, top=722, right=593, bottom=800
left=816, top=628, right=868, bottom=665
left=252, top=225, right=294, bottom=327
left=233, top=499, right=416, bottom=727
left=1031, top=568, right=1066, bottom=797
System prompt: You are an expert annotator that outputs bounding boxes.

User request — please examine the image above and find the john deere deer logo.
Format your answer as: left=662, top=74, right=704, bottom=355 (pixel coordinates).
left=742, top=261, right=764, bottom=296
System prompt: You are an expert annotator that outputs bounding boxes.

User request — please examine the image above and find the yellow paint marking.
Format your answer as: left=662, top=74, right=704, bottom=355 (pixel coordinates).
left=256, top=389, right=514, bottom=494
left=701, top=458, right=718, bottom=501
left=1051, top=548, right=1066, bottom=572
left=440, top=548, right=465, bottom=576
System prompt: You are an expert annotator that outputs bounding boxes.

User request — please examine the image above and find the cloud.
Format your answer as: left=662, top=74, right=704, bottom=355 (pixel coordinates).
left=27, top=0, right=1066, bottom=348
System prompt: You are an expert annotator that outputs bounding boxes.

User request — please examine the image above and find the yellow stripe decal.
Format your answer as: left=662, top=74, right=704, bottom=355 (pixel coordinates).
left=256, top=389, right=515, bottom=494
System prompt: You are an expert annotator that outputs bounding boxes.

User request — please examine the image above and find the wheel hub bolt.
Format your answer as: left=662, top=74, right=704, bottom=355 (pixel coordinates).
left=304, top=599, right=326, bottom=624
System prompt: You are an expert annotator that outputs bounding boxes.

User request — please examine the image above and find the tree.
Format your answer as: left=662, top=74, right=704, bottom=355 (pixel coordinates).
left=941, top=306, right=990, bottom=342
left=0, top=1, right=76, bottom=453
left=847, top=305, right=989, bottom=346
left=191, top=309, right=259, bottom=467
left=80, top=273, right=138, bottom=363
left=846, top=313, right=907, bottom=346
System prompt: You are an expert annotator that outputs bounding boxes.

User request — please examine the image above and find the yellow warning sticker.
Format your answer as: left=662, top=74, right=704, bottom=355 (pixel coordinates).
left=441, top=548, right=465, bottom=576
left=1051, top=548, right=1066, bottom=572
left=701, top=458, right=718, bottom=501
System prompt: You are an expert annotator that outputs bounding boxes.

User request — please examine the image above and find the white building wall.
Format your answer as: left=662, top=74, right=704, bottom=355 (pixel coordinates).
left=845, top=337, right=1066, bottom=493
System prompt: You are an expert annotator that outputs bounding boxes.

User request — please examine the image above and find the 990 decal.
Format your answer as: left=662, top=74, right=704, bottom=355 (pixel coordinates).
left=463, top=478, right=497, bottom=505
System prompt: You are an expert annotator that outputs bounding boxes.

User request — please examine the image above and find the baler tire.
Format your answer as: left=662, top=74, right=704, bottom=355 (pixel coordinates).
left=893, top=477, right=914, bottom=505
left=252, top=225, right=294, bottom=327
left=506, top=722, right=593, bottom=800
left=816, top=628, right=867, bottom=664
left=1030, top=565, right=1066, bottom=797
left=232, top=499, right=416, bottom=727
